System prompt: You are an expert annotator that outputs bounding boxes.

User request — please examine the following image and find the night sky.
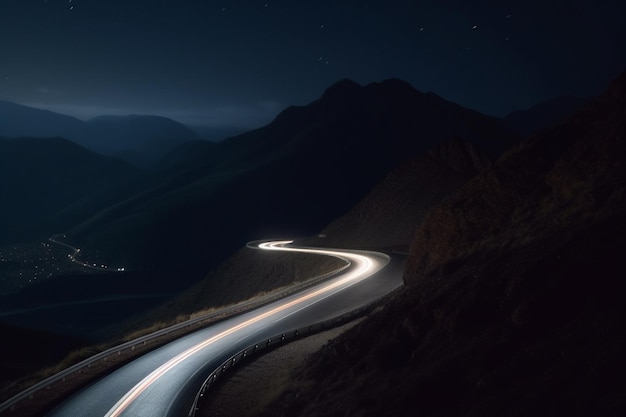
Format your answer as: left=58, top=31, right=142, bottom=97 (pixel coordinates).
left=1, top=0, right=625, bottom=128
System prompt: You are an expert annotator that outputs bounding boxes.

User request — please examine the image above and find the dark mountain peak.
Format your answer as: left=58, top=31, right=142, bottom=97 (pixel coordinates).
left=325, top=77, right=361, bottom=90
left=319, top=78, right=419, bottom=106
left=269, top=80, right=363, bottom=126
left=313, top=77, right=429, bottom=121
left=262, top=76, right=517, bottom=161
left=366, top=77, right=416, bottom=93
left=320, top=78, right=362, bottom=101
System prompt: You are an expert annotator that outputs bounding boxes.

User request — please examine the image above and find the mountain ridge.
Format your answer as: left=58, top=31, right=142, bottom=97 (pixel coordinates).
left=255, top=70, right=626, bottom=417
left=0, top=101, right=202, bottom=167
left=66, top=77, right=519, bottom=288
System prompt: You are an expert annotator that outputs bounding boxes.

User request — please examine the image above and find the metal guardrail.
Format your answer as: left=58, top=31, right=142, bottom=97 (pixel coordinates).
left=0, top=248, right=351, bottom=414
left=187, top=285, right=403, bottom=417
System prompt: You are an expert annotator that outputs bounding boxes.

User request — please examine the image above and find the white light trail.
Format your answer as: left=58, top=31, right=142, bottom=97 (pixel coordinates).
left=104, top=240, right=386, bottom=417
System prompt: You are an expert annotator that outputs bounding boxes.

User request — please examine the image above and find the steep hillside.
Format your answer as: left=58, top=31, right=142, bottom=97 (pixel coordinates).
left=69, top=78, right=518, bottom=290
left=314, top=140, right=491, bottom=250
left=407, top=80, right=623, bottom=279
left=0, top=137, right=140, bottom=243
left=115, top=247, right=345, bottom=340
left=257, top=72, right=626, bottom=417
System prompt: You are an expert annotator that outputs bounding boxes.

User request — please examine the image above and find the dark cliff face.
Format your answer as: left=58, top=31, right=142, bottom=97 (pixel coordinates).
left=258, top=72, right=626, bottom=417
left=406, top=71, right=626, bottom=283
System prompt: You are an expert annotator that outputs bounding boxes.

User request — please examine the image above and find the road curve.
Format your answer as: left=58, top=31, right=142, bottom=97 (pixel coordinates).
left=44, top=240, right=405, bottom=417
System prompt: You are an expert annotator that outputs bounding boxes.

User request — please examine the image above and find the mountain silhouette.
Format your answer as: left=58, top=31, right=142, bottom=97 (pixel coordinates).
left=0, top=101, right=201, bottom=167
left=260, top=70, right=626, bottom=417
left=0, top=101, right=88, bottom=144
left=68, top=78, right=519, bottom=289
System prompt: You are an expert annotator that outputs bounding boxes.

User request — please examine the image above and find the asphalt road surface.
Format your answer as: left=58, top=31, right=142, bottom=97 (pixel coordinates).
left=46, top=240, right=405, bottom=417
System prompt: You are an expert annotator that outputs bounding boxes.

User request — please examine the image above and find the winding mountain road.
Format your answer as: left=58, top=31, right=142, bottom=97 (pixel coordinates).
left=44, top=240, right=405, bottom=417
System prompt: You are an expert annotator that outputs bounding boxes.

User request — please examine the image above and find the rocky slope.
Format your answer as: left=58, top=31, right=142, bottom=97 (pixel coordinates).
left=314, top=139, right=492, bottom=251
left=407, top=72, right=625, bottom=280
left=256, top=71, right=626, bottom=417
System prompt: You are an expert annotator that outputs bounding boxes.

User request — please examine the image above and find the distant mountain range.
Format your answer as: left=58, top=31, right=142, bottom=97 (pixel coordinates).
left=86, top=115, right=200, bottom=167
left=0, top=101, right=202, bottom=167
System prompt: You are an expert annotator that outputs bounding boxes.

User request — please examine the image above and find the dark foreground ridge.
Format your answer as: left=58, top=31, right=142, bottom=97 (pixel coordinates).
left=255, top=71, right=626, bottom=417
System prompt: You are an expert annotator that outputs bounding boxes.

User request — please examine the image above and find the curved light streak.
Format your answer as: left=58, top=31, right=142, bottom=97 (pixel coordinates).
left=104, top=240, right=387, bottom=417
